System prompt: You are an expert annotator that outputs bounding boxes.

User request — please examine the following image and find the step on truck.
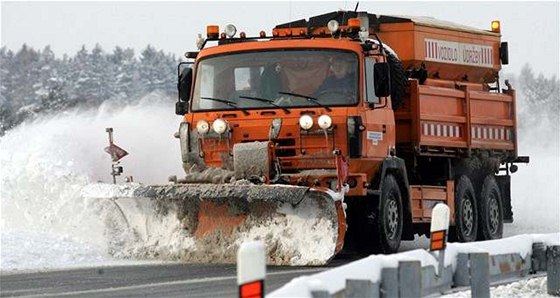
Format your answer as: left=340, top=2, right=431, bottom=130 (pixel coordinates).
left=99, top=11, right=529, bottom=265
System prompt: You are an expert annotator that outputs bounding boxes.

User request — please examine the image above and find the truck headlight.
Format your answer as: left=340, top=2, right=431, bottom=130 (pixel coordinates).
left=196, top=120, right=209, bottom=134
left=299, top=115, right=313, bottom=130
left=318, top=115, right=333, bottom=129
left=179, top=122, right=190, bottom=162
left=212, top=118, right=228, bottom=134
left=269, top=118, right=282, bottom=139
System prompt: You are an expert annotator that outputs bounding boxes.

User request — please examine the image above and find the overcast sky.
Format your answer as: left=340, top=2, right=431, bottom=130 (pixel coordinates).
left=1, top=1, right=558, bottom=77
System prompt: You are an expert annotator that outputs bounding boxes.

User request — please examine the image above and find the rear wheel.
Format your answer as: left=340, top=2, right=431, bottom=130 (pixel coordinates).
left=373, top=174, right=403, bottom=253
left=478, top=175, right=504, bottom=240
left=450, top=175, right=478, bottom=242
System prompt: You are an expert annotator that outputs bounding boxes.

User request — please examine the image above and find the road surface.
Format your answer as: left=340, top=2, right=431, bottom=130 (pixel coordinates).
left=0, top=259, right=357, bottom=297
left=0, top=238, right=435, bottom=297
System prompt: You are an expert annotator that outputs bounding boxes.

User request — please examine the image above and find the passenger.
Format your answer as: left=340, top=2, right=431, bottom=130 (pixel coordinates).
left=259, top=62, right=283, bottom=100
left=313, top=55, right=356, bottom=99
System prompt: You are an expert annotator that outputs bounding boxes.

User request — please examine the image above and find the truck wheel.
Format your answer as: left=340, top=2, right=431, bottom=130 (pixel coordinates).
left=478, top=175, right=503, bottom=240
left=374, top=174, right=403, bottom=253
left=451, top=175, right=478, bottom=242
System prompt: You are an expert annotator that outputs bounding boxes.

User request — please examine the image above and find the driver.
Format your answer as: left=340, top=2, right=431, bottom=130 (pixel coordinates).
left=313, top=55, right=356, bottom=98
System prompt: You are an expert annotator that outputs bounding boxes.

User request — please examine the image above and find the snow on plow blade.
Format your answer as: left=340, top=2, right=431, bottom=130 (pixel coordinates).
left=82, top=183, right=346, bottom=265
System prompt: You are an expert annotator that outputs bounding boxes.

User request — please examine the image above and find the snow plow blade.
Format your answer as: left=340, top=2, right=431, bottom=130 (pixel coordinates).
left=82, top=183, right=346, bottom=265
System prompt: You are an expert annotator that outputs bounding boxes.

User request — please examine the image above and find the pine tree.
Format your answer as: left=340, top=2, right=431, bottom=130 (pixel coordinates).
left=34, top=46, right=59, bottom=103
left=67, top=45, right=91, bottom=103
left=90, top=44, right=115, bottom=101
left=138, top=45, right=176, bottom=95
left=110, top=46, right=138, bottom=100
left=518, top=64, right=560, bottom=125
left=0, top=48, right=13, bottom=134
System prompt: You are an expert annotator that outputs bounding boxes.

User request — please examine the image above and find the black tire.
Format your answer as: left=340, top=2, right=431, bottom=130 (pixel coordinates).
left=478, top=175, right=504, bottom=240
left=385, top=51, right=407, bottom=110
left=373, top=174, right=403, bottom=253
left=450, top=175, right=478, bottom=242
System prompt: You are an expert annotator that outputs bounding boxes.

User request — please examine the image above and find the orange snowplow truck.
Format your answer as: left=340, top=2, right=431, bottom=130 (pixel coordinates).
left=171, top=11, right=529, bottom=262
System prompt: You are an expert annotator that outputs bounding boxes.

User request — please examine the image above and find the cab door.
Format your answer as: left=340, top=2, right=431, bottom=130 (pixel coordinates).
left=362, top=56, right=396, bottom=159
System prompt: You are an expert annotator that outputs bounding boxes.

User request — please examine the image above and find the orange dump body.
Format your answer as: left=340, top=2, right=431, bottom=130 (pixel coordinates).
left=395, top=79, right=517, bottom=157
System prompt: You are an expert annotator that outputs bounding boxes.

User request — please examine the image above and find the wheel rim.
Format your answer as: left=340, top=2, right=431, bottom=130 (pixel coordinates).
left=489, top=195, right=500, bottom=234
left=461, top=198, right=474, bottom=235
left=387, top=198, right=399, bottom=239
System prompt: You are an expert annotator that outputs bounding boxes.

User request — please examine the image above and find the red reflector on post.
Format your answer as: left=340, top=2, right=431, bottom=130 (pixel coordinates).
left=430, top=230, right=447, bottom=251
left=239, top=280, right=263, bottom=298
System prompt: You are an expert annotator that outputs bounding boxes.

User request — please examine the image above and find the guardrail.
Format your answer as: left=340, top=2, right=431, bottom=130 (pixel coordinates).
left=236, top=203, right=559, bottom=298
left=265, top=236, right=559, bottom=298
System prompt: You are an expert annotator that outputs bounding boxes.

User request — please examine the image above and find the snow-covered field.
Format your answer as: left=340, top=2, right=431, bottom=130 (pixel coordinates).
left=0, top=93, right=558, bottom=276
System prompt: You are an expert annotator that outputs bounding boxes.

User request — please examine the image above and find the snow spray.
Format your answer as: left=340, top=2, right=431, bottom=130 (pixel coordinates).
left=0, top=93, right=183, bottom=270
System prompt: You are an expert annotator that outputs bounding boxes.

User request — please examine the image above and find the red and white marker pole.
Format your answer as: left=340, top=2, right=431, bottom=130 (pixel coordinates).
left=237, top=241, right=266, bottom=298
left=430, top=203, right=450, bottom=276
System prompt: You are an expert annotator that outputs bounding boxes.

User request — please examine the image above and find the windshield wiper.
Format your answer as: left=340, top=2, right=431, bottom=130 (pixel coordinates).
left=239, top=96, right=291, bottom=114
left=277, top=92, right=332, bottom=112
left=200, top=97, right=249, bottom=115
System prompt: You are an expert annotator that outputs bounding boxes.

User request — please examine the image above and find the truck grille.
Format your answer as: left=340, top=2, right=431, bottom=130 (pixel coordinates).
left=274, top=139, right=296, bottom=157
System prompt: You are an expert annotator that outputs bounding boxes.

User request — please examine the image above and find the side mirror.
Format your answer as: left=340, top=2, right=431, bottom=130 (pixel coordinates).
left=178, top=66, right=193, bottom=102
left=374, top=62, right=391, bottom=98
left=500, top=42, right=509, bottom=65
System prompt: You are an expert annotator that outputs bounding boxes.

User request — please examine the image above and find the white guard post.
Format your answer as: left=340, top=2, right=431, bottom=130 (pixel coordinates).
left=237, top=241, right=266, bottom=298
left=430, top=203, right=450, bottom=276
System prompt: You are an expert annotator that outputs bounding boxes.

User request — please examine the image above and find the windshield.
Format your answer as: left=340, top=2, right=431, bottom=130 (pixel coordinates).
left=191, top=50, right=359, bottom=111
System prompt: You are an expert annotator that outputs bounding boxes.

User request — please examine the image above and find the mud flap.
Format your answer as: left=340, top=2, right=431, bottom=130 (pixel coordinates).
left=495, top=175, right=512, bottom=223
left=82, top=183, right=346, bottom=265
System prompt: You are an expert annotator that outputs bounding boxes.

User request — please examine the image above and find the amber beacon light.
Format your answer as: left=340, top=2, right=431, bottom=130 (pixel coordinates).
left=347, top=18, right=361, bottom=30
left=491, top=20, right=501, bottom=33
left=207, top=25, right=220, bottom=38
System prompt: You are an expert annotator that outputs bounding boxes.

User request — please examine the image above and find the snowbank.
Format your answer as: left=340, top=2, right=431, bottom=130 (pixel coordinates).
left=0, top=229, right=163, bottom=272
left=443, top=276, right=551, bottom=298
left=0, top=229, right=111, bottom=271
left=443, top=233, right=560, bottom=270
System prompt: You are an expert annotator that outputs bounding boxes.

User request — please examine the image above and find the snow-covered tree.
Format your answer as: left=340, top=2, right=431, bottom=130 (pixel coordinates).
left=518, top=64, right=559, bottom=127
left=110, top=46, right=138, bottom=100
left=1, top=43, right=179, bottom=134
left=138, top=45, right=176, bottom=95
